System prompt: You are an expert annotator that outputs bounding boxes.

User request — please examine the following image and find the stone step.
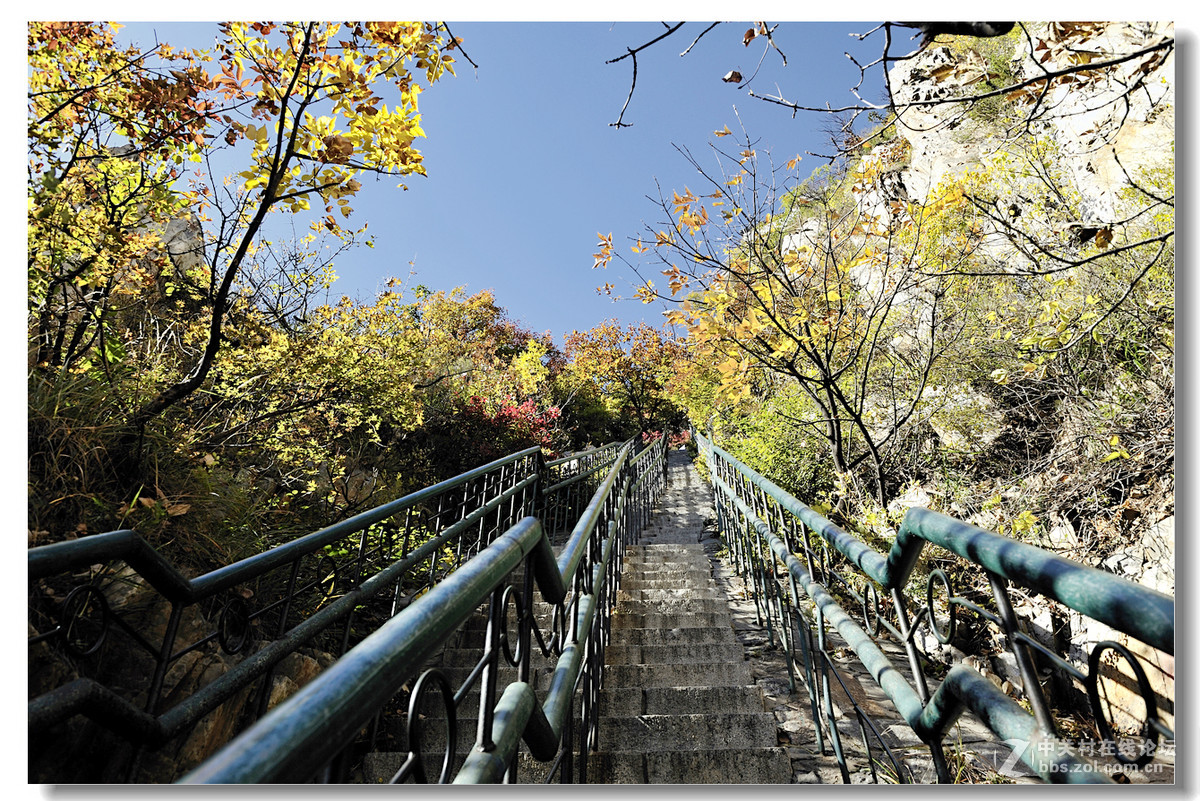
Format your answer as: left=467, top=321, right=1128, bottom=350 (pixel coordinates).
left=639, top=748, right=790, bottom=783
left=610, top=611, right=731, bottom=630
left=626, top=545, right=710, bottom=556
left=450, top=624, right=563, bottom=651
left=420, top=665, right=560, bottom=700
left=638, top=537, right=709, bottom=546
left=597, top=684, right=767, bottom=717
left=625, top=550, right=711, bottom=563
left=616, top=587, right=725, bottom=603
left=362, top=750, right=468, bottom=784
left=604, top=660, right=753, bottom=689
left=379, top=711, right=488, bottom=754
left=626, top=543, right=707, bottom=554
left=614, top=598, right=732, bottom=616
left=608, top=625, right=738, bottom=647
left=623, top=565, right=713, bottom=578
left=437, top=646, right=560, bottom=669
left=451, top=609, right=564, bottom=648
left=622, top=567, right=712, bottom=581
left=361, top=745, right=794, bottom=786
left=517, top=748, right=792, bottom=784
left=625, top=547, right=711, bottom=558
left=381, top=701, right=776, bottom=756
left=594, top=712, right=779, bottom=751
left=620, top=575, right=714, bottom=589
left=603, top=642, right=746, bottom=666
left=412, top=681, right=766, bottom=724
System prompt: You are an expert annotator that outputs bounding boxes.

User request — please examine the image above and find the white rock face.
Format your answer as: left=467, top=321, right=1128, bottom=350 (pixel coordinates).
left=1016, top=22, right=1174, bottom=225
left=922, top=385, right=1004, bottom=453
left=883, top=45, right=1003, bottom=207
left=886, top=22, right=1174, bottom=215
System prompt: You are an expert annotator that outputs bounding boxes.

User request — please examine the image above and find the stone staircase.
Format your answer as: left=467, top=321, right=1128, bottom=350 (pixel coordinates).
left=359, top=452, right=790, bottom=784
left=358, top=449, right=1014, bottom=784
left=577, top=530, right=791, bottom=782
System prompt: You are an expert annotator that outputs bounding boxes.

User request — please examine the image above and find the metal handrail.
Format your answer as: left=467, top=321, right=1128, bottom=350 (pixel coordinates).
left=28, top=441, right=624, bottom=781
left=183, top=436, right=668, bottom=783
left=29, top=445, right=543, bottom=602
left=698, top=432, right=1174, bottom=784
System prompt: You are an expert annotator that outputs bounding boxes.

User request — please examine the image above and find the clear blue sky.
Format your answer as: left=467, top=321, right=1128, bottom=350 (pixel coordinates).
left=114, top=21, right=888, bottom=344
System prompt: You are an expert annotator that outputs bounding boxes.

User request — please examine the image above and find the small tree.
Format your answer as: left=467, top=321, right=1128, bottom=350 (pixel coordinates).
left=28, top=21, right=457, bottom=467
left=565, top=321, right=687, bottom=439
left=602, top=130, right=973, bottom=504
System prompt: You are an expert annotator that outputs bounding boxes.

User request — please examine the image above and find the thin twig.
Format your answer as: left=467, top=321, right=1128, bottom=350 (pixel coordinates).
left=607, top=22, right=686, bottom=129
left=606, top=22, right=685, bottom=64
left=610, top=49, right=638, bottom=129
left=738, top=25, right=773, bottom=89
left=438, top=21, right=478, bottom=70
left=681, top=22, right=720, bottom=56
left=762, top=22, right=787, bottom=67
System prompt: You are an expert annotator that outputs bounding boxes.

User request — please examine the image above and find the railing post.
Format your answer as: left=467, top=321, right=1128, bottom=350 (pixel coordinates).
left=987, top=573, right=1058, bottom=736
left=476, top=585, right=506, bottom=753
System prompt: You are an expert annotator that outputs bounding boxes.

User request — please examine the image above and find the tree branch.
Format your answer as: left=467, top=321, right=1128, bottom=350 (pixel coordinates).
left=607, top=22, right=686, bottom=129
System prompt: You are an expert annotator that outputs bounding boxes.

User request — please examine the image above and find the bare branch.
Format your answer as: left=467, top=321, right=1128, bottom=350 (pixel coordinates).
left=749, top=33, right=1174, bottom=119
left=438, top=21, right=478, bottom=70
left=607, top=22, right=687, bottom=129
left=609, top=48, right=638, bottom=129
left=606, top=21, right=686, bottom=64
left=680, top=22, right=721, bottom=56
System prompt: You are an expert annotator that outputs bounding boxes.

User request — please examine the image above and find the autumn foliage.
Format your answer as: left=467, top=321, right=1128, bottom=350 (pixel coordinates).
left=608, top=22, right=1173, bottom=557
left=25, top=22, right=621, bottom=567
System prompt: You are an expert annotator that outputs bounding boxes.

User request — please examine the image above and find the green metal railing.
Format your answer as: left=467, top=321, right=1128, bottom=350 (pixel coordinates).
left=183, top=435, right=668, bottom=783
left=698, top=432, right=1174, bottom=784
left=541, top=442, right=625, bottom=535
left=28, top=442, right=625, bottom=782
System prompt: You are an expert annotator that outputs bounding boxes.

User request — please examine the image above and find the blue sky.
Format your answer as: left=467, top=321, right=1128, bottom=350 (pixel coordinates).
left=113, top=20, right=888, bottom=345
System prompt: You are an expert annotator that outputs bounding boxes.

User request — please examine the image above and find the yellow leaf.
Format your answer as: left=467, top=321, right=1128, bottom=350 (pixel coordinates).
left=714, top=125, right=733, bottom=137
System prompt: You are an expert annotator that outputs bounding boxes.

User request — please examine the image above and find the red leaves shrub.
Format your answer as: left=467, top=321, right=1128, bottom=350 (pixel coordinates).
left=462, top=395, right=563, bottom=461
